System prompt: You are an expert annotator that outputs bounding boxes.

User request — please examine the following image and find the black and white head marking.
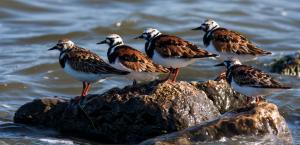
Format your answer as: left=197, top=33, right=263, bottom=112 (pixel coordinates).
left=105, top=34, right=124, bottom=47
left=223, top=58, right=242, bottom=69
left=200, top=19, right=220, bottom=33
left=49, top=39, right=75, bottom=52
left=138, top=28, right=162, bottom=56
left=103, top=34, right=124, bottom=56
left=141, top=28, right=162, bottom=41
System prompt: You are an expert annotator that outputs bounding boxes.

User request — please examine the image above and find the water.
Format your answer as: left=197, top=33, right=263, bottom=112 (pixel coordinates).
left=0, top=0, right=299, bottom=144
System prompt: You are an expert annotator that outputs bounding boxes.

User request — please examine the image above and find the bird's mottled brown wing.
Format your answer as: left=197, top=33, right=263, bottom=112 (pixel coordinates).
left=116, top=45, right=169, bottom=73
left=231, top=65, right=289, bottom=88
left=153, top=35, right=217, bottom=58
left=211, top=28, right=271, bottom=55
left=66, top=48, right=129, bottom=75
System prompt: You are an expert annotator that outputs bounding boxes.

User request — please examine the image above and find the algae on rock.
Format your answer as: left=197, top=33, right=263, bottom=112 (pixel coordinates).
left=271, top=52, right=300, bottom=77
left=14, top=79, right=292, bottom=144
left=14, top=81, right=220, bottom=144
left=139, top=102, right=292, bottom=145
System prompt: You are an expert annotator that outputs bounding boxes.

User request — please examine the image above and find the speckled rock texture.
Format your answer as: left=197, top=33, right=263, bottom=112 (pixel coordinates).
left=14, top=79, right=291, bottom=144
left=14, top=80, right=220, bottom=144
left=14, top=98, right=68, bottom=126
left=192, top=79, right=248, bottom=113
left=271, top=52, right=300, bottom=77
left=139, top=102, right=292, bottom=145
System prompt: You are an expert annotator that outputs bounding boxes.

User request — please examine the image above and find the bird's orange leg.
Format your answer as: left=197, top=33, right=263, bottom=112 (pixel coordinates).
left=172, top=68, right=180, bottom=82
left=161, top=68, right=174, bottom=82
left=83, top=82, right=92, bottom=96
left=74, top=82, right=87, bottom=102
left=81, top=82, right=87, bottom=97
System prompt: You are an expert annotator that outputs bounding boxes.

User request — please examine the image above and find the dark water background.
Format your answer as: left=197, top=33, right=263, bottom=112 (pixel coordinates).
left=0, top=0, right=299, bottom=144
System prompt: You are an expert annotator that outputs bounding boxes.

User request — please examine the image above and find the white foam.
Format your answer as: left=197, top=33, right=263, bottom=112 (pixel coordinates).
left=43, top=76, right=49, bottom=80
left=39, top=138, right=74, bottom=145
left=47, top=70, right=54, bottom=74
left=1, top=104, right=12, bottom=109
left=115, top=22, right=122, bottom=27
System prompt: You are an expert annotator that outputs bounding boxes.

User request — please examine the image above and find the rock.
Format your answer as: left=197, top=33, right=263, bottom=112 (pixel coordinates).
left=214, top=71, right=227, bottom=81
left=14, top=80, right=292, bottom=144
left=14, top=80, right=220, bottom=144
left=271, top=52, right=300, bottom=77
left=14, top=97, right=68, bottom=127
left=191, top=79, right=248, bottom=113
left=139, top=102, right=292, bottom=145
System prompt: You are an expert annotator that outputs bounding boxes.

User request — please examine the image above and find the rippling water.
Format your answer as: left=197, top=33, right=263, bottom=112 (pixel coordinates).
left=0, top=0, right=299, bottom=144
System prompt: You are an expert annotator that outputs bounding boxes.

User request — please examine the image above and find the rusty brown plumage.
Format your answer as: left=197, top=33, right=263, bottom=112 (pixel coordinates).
left=211, top=28, right=271, bottom=55
left=153, top=35, right=218, bottom=58
left=64, top=46, right=129, bottom=75
left=113, top=45, right=169, bottom=73
left=230, top=65, right=290, bottom=89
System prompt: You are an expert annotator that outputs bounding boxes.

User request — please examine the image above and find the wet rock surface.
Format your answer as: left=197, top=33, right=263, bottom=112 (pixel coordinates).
left=139, top=102, right=292, bottom=145
left=14, top=81, right=220, bottom=144
left=271, top=52, right=300, bottom=77
left=14, top=80, right=292, bottom=144
left=192, top=79, right=248, bottom=113
left=14, top=98, right=68, bottom=127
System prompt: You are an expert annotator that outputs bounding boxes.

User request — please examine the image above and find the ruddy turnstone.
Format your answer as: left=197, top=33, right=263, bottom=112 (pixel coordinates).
left=135, top=28, right=218, bottom=82
left=48, top=38, right=129, bottom=101
left=97, top=34, right=169, bottom=84
left=215, top=58, right=290, bottom=101
left=192, top=19, right=271, bottom=60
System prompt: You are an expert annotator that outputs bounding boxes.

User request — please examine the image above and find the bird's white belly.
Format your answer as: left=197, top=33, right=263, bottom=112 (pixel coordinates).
left=110, top=58, right=159, bottom=82
left=231, top=79, right=272, bottom=97
left=127, top=71, right=159, bottom=82
left=152, top=50, right=197, bottom=68
left=64, top=63, right=108, bottom=82
left=207, top=42, right=256, bottom=61
left=110, top=58, right=132, bottom=72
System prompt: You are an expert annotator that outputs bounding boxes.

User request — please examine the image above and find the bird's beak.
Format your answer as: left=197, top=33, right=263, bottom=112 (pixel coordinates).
left=214, top=62, right=225, bottom=67
left=48, top=46, right=58, bottom=51
left=134, top=35, right=143, bottom=39
left=192, top=25, right=204, bottom=31
left=97, top=40, right=107, bottom=44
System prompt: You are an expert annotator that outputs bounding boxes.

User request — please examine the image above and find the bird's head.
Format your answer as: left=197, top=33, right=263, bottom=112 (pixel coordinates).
left=215, top=58, right=242, bottom=69
left=48, top=38, right=75, bottom=51
left=135, top=28, right=161, bottom=41
left=192, top=19, right=220, bottom=32
left=97, top=34, right=124, bottom=47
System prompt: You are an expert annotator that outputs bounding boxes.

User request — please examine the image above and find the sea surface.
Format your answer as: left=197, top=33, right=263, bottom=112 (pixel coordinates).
left=0, top=0, right=299, bottom=144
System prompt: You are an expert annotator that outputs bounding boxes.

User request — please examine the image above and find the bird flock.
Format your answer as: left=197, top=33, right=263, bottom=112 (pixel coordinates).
left=49, top=19, right=291, bottom=103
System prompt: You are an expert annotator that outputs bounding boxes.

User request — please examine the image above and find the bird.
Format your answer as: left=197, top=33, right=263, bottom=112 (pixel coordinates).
left=48, top=38, right=129, bottom=102
left=135, top=28, right=218, bottom=82
left=97, top=34, right=169, bottom=85
left=215, top=58, right=291, bottom=102
left=192, top=19, right=271, bottom=60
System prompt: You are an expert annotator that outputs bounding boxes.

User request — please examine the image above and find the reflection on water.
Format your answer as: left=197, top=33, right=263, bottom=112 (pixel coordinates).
left=0, top=0, right=299, bottom=144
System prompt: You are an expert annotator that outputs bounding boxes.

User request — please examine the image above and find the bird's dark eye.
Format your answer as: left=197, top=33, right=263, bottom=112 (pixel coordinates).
left=224, top=61, right=230, bottom=65
left=57, top=44, right=63, bottom=47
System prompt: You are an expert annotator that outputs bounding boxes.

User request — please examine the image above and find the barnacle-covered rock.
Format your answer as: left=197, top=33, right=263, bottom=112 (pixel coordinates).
left=14, top=79, right=291, bottom=144
left=14, top=80, right=220, bottom=144
left=271, top=52, right=300, bottom=77
left=192, top=79, right=248, bottom=113
left=140, top=102, right=292, bottom=145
